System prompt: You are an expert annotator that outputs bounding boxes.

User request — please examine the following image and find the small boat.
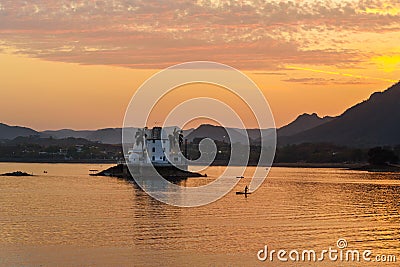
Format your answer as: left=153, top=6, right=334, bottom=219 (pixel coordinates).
left=236, top=191, right=251, bottom=195
left=89, top=169, right=99, bottom=176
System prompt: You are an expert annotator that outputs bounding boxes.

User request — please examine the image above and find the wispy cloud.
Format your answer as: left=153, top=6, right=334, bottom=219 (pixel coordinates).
left=0, top=0, right=399, bottom=69
left=283, top=77, right=375, bottom=85
left=252, top=72, right=287, bottom=76
left=285, top=65, right=398, bottom=82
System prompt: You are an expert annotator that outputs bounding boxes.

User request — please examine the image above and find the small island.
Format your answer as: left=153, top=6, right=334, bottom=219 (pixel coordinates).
left=1, top=171, right=34, bottom=176
left=92, top=163, right=205, bottom=181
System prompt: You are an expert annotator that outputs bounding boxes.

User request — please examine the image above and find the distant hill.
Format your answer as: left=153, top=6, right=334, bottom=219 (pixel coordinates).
left=1, top=125, right=196, bottom=145
left=41, top=129, right=92, bottom=139
left=281, top=81, right=400, bottom=147
left=278, top=113, right=335, bottom=137
left=184, top=124, right=274, bottom=144
left=42, top=128, right=134, bottom=144
left=0, top=124, right=126, bottom=145
left=0, top=123, right=38, bottom=140
left=41, top=128, right=126, bottom=144
left=185, top=124, right=248, bottom=143
left=85, top=128, right=123, bottom=144
left=9, top=135, right=95, bottom=146
left=42, top=127, right=193, bottom=145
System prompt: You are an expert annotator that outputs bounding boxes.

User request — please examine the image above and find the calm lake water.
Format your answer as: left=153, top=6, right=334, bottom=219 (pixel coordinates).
left=0, top=163, right=399, bottom=266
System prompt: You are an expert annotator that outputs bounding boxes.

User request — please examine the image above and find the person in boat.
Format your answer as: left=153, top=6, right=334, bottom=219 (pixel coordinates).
left=244, top=185, right=249, bottom=194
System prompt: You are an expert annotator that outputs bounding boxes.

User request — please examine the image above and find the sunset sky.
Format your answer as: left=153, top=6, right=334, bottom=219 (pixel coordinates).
left=0, top=0, right=399, bottom=130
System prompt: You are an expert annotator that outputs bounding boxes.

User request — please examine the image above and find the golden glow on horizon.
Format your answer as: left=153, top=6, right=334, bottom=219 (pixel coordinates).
left=372, top=55, right=400, bottom=73
left=285, top=65, right=398, bottom=83
left=363, top=4, right=400, bottom=16
left=0, top=51, right=398, bottom=130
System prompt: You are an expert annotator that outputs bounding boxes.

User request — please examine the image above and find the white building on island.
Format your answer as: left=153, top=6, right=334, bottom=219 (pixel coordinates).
left=126, top=127, right=186, bottom=168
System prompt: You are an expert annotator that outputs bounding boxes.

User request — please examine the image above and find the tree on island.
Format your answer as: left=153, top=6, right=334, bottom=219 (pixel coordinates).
left=168, top=128, right=181, bottom=152
left=135, top=127, right=148, bottom=158
left=368, top=147, right=399, bottom=166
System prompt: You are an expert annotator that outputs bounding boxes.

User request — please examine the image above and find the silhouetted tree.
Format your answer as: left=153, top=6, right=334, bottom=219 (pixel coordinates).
left=368, top=147, right=399, bottom=165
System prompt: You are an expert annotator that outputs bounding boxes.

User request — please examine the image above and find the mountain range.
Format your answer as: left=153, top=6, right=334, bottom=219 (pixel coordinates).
left=1, top=81, right=399, bottom=147
left=0, top=123, right=38, bottom=140
left=0, top=126, right=125, bottom=144
left=277, top=113, right=335, bottom=137
left=280, top=81, right=400, bottom=147
left=184, top=124, right=274, bottom=144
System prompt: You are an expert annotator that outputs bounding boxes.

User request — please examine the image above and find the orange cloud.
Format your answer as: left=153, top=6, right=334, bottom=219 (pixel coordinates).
left=0, top=0, right=398, bottom=70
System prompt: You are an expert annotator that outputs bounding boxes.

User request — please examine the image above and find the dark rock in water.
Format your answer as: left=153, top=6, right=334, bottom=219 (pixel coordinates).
left=92, top=164, right=124, bottom=178
left=1, top=171, right=34, bottom=176
left=92, top=164, right=205, bottom=181
left=351, top=164, right=400, bottom=173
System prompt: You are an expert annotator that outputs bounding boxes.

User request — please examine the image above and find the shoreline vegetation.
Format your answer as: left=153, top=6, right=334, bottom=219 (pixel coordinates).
left=1, top=137, right=399, bottom=164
